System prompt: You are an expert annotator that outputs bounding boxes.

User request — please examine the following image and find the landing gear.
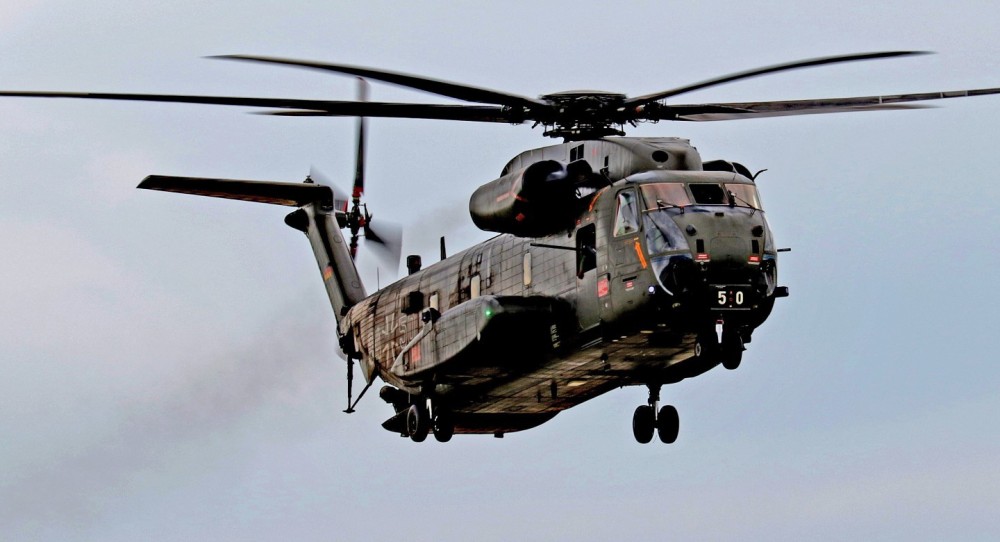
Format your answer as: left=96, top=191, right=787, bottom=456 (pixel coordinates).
left=720, top=332, right=744, bottom=370
left=432, top=406, right=454, bottom=443
left=656, top=405, right=679, bottom=443
left=406, top=403, right=429, bottom=442
left=405, top=398, right=454, bottom=443
left=632, top=405, right=655, bottom=443
left=632, top=385, right=679, bottom=444
left=696, top=323, right=746, bottom=370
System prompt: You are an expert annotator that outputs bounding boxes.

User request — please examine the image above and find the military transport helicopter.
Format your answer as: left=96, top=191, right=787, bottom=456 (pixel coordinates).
left=4, top=51, right=999, bottom=444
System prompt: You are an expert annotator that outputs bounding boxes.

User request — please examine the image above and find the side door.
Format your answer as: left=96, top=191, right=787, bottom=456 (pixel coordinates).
left=609, top=187, right=646, bottom=318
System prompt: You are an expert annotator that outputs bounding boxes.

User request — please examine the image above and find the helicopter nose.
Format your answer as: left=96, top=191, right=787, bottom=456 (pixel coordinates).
left=709, top=235, right=751, bottom=264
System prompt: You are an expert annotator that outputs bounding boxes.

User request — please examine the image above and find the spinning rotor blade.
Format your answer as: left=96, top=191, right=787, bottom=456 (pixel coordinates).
left=214, top=55, right=548, bottom=109
left=625, top=51, right=929, bottom=106
left=655, top=86, right=1000, bottom=121
left=308, top=166, right=351, bottom=212
left=363, top=220, right=403, bottom=272
left=354, top=78, right=368, bottom=198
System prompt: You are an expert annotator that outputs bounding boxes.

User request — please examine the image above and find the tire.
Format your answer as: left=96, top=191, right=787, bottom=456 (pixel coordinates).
left=721, top=333, right=744, bottom=370
left=632, top=405, right=655, bottom=444
left=656, top=405, right=679, bottom=444
left=432, top=409, right=454, bottom=443
left=721, top=351, right=742, bottom=370
left=406, top=403, right=429, bottom=442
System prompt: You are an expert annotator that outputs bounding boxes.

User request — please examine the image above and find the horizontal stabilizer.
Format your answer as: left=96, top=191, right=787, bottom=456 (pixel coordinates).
left=138, top=175, right=332, bottom=207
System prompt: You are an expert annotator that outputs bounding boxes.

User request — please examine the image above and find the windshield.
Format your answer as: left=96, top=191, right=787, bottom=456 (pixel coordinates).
left=725, top=183, right=763, bottom=210
left=687, top=182, right=763, bottom=209
left=689, top=183, right=726, bottom=204
left=639, top=183, right=690, bottom=255
left=640, top=182, right=691, bottom=209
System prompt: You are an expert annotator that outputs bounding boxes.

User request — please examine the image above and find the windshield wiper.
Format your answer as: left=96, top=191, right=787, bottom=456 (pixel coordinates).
left=727, top=193, right=760, bottom=216
left=655, top=198, right=685, bottom=214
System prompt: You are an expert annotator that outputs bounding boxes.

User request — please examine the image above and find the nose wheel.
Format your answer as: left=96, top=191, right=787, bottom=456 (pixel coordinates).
left=632, top=385, right=680, bottom=444
left=695, top=323, right=746, bottom=371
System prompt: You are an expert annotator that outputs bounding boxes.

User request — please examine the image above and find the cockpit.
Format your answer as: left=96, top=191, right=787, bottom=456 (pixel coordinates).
left=625, top=180, right=765, bottom=255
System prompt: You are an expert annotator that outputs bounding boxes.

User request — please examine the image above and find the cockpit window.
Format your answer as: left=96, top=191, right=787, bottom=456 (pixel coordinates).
left=613, top=190, right=640, bottom=236
left=725, top=183, right=763, bottom=210
left=689, top=183, right=727, bottom=204
left=640, top=183, right=692, bottom=210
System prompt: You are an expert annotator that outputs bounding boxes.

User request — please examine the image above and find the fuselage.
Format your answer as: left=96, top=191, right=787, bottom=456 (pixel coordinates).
left=338, top=137, right=784, bottom=435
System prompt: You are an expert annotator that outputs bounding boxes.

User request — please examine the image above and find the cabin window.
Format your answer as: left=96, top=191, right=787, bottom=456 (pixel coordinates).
left=570, top=143, right=584, bottom=161
left=613, top=190, right=640, bottom=236
left=689, top=183, right=727, bottom=205
left=523, top=252, right=532, bottom=286
left=401, top=291, right=424, bottom=315
left=576, top=224, right=597, bottom=278
left=640, top=182, right=692, bottom=210
left=470, top=274, right=481, bottom=299
left=725, top=183, right=763, bottom=210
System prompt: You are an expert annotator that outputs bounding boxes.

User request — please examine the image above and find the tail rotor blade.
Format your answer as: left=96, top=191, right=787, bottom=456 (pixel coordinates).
left=354, top=78, right=369, bottom=199
left=364, top=220, right=402, bottom=273
left=309, top=166, right=350, bottom=212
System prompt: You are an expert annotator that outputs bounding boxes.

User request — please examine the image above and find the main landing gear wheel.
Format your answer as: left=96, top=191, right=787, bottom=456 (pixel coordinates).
left=632, top=405, right=655, bottom=444
left=633, top=385, right=680, bottom=444
left=656, top=405, right=679, bottom=443
left=406, top=403, right=429, bottom=442
left=432, top=408, right=454, bottom=443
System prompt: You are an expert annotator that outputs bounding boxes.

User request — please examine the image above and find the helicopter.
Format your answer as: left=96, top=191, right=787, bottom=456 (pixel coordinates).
left=3, top=51, right=998, bottom=444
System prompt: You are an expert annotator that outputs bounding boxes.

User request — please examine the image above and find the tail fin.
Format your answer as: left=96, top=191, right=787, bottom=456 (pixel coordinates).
left=138, top=175, right=366, bottom=332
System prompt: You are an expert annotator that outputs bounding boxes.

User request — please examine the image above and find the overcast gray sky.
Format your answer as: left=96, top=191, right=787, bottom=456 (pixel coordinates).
left=2, top=1, right=999, bottom=540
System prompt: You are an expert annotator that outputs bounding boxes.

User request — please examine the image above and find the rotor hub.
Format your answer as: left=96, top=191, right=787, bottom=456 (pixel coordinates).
left=537, top=91, right=629, bottom=141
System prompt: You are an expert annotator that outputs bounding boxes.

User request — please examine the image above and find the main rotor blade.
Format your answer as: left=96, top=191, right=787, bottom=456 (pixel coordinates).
left=0, top=91, right=515, bottom=122
left=625, top=51, right=930, bottom=106
left=214, top=55, right=548, bottom=109
left=654, top=86, right=1000, bottom=121
left=0, top=90, right=347, bottom=109
left=258, top=103, right=516, bottom=122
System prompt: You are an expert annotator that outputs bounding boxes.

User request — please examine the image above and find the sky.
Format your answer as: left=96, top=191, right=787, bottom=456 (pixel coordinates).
left=1, top=1, right=999, bottom=540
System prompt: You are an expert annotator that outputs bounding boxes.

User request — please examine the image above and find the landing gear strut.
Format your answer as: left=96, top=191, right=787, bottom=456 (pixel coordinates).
left=632, top=384, right=679, bottom=444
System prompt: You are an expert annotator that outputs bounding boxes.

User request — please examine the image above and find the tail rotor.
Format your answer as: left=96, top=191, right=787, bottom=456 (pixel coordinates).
left=311, top=77, right=401, bottom=273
